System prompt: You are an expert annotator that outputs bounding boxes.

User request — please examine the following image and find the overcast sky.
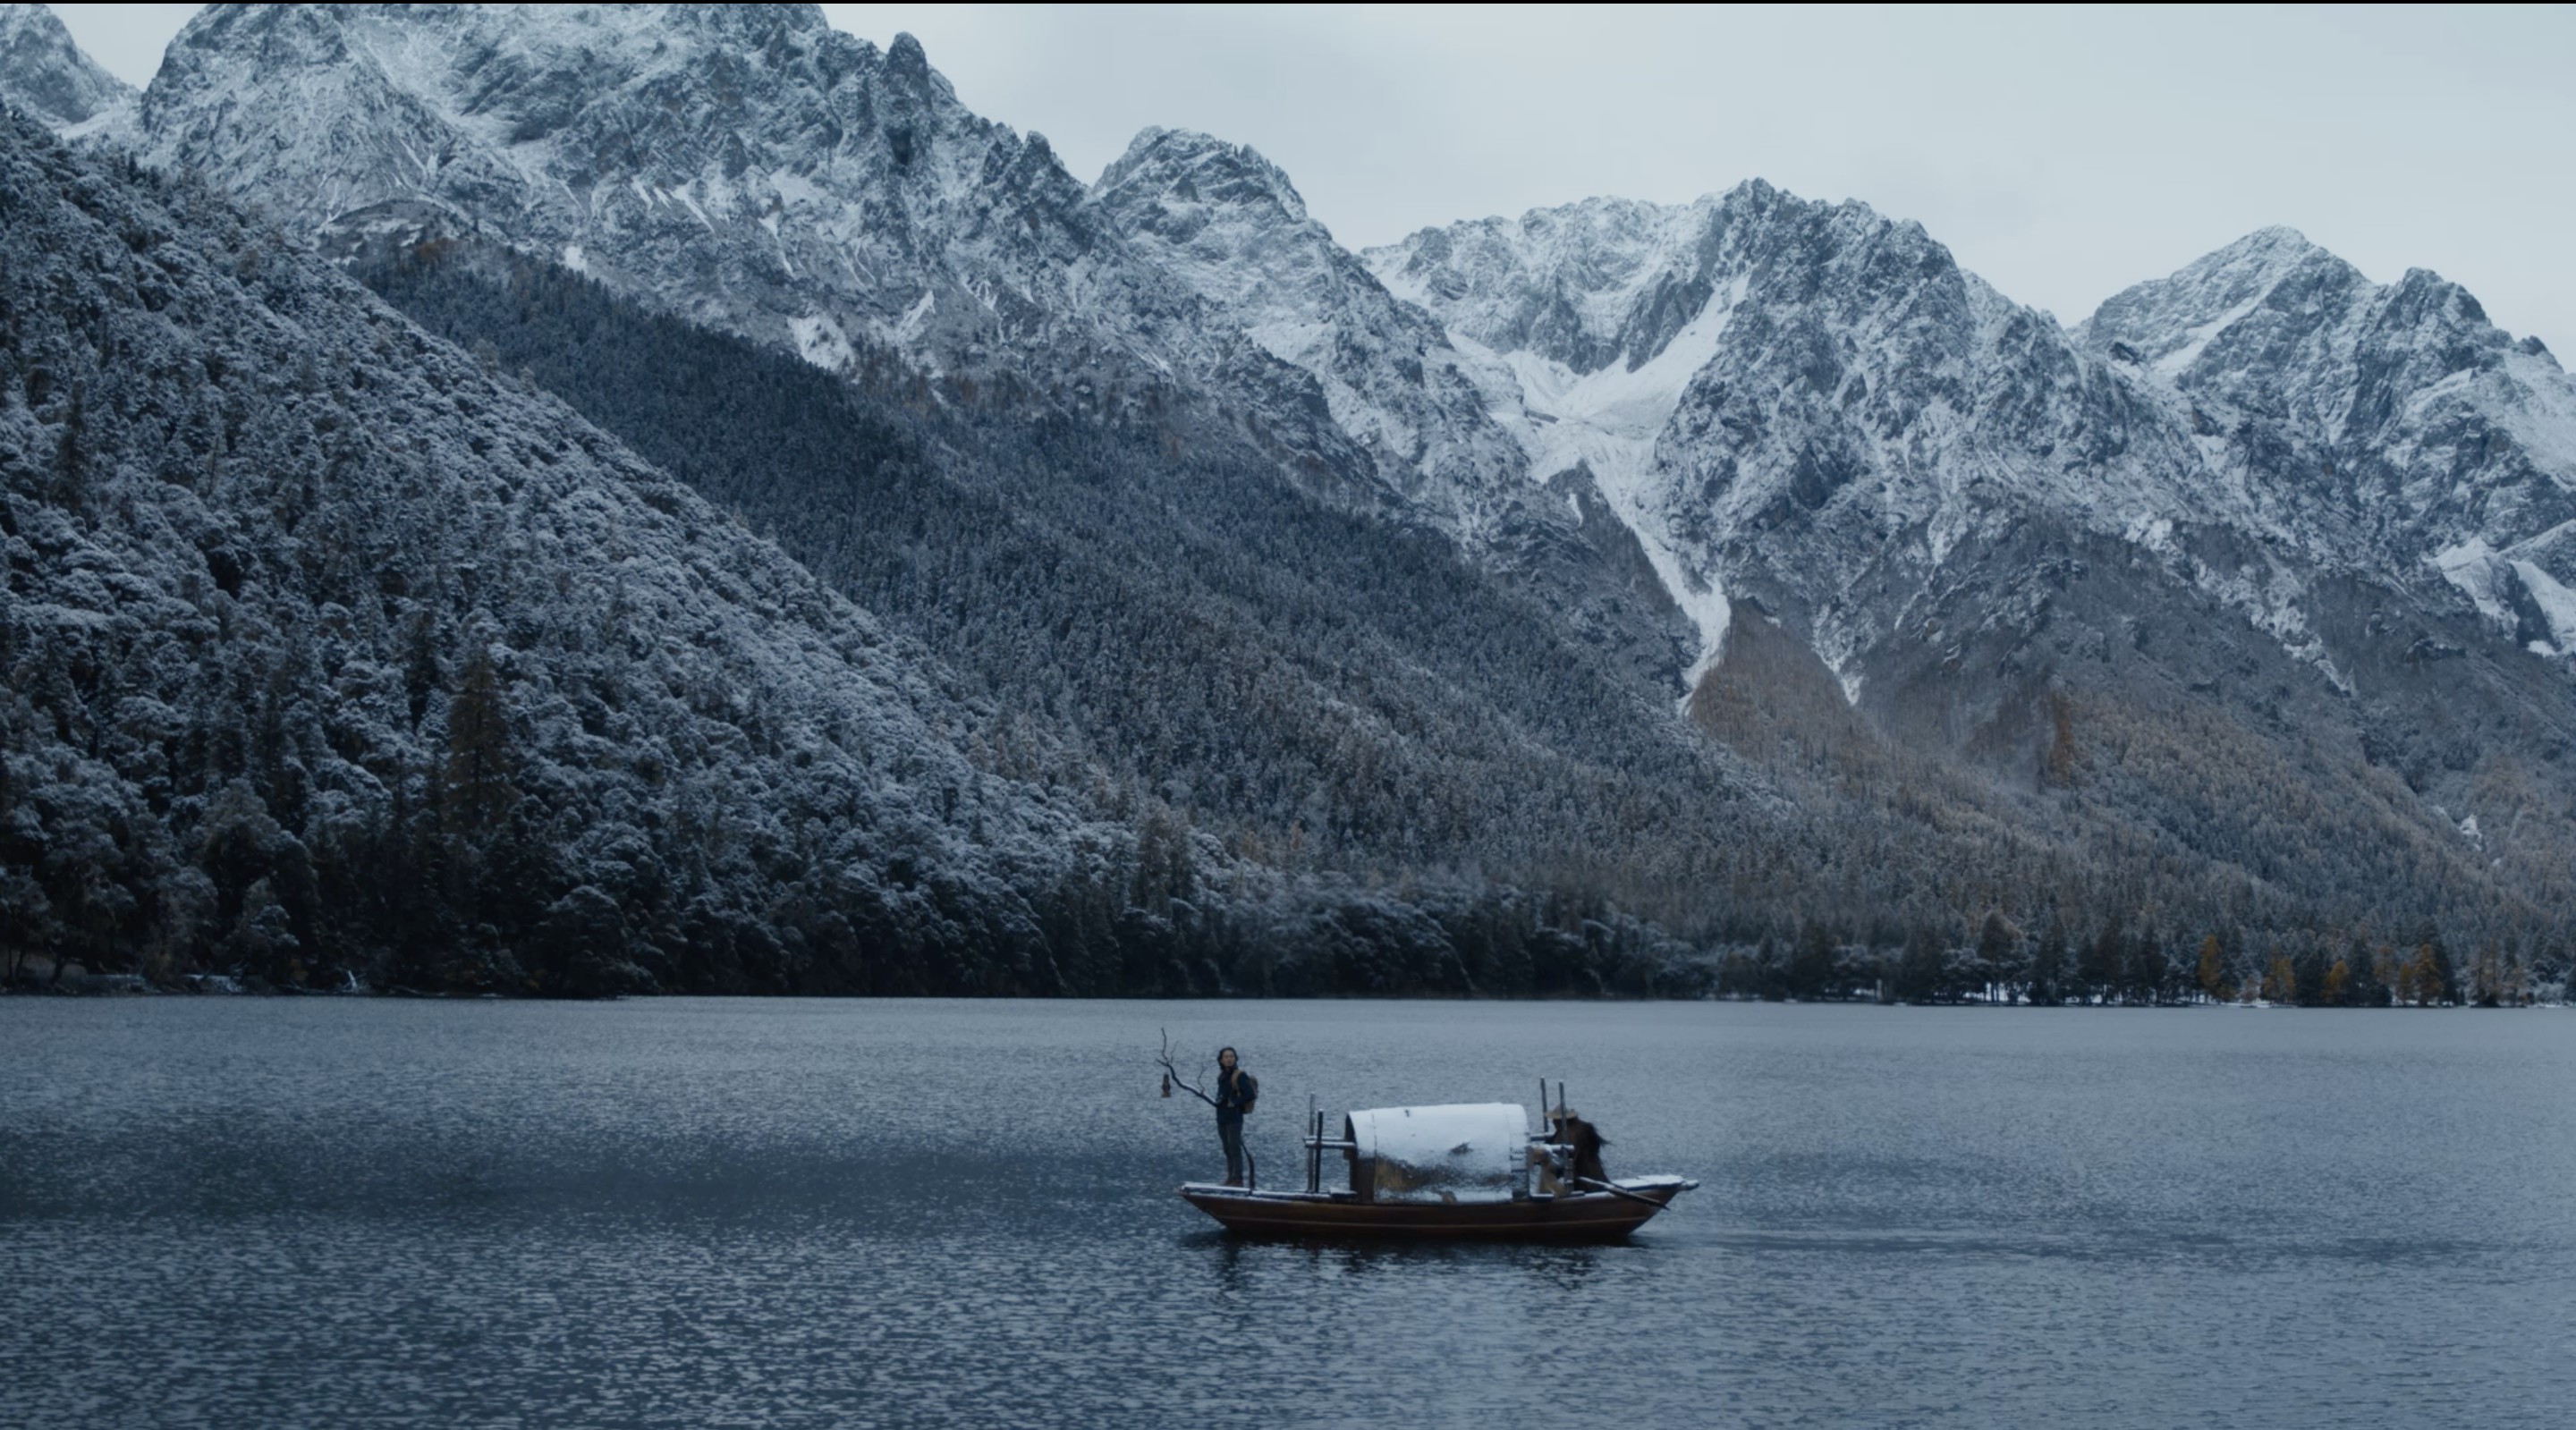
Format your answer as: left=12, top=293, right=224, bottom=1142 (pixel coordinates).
left=54, top=4, right=2576, bottom=351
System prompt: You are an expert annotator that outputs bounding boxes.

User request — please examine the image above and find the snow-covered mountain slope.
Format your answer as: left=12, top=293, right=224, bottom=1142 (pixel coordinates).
left=0, top=95, right=1760, bottom=999
left=0, top=2, right=129, bottom=131
left=1372, top=185, right=2218, bottom=691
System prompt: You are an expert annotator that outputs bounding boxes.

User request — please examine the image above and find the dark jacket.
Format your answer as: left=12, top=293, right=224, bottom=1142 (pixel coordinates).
left=1216, top=1068, right=1258, bottom=1119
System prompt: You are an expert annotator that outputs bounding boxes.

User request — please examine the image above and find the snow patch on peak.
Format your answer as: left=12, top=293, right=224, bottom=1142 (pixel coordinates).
left=2511, top=557, right=2576, bottom=655
left=2208, top=224, right=2324, bottom=268
left=2152, top=290, right=2271, bottom=377
left=2436, top=537, right=2513, bottom=626
left=892, top=289, right=936, bottom=344
left=1449, top=268, right=1749, bottom=687
left=1367, top=193, right=1736, bottom=377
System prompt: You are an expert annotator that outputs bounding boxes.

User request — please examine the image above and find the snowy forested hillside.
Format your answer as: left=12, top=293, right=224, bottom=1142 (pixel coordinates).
left=0, top=114, right=1143, bottom=994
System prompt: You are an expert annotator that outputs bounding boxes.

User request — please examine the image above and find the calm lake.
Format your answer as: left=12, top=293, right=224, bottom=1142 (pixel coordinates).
left=4, top=998, right=2571, bottom=1427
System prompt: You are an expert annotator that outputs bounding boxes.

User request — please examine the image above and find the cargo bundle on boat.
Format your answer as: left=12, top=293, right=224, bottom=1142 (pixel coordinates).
left=1179, top=1089, right=1698, bottom=1240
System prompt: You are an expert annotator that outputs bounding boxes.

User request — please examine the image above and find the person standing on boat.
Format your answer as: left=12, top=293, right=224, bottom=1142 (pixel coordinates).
left=1215, top=1047, right=1258, bottom=1187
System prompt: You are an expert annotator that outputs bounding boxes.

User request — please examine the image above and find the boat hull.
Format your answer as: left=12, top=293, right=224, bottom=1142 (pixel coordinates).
left=1178, top=1178, right=1696, bottom=1241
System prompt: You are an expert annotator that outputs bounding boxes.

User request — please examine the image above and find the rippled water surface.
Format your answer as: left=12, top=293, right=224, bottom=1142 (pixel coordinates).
left=5, top=998, right=2572, bottom=1427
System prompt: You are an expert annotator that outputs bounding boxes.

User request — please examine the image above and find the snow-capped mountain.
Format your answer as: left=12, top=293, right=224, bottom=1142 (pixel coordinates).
left=2079, top=227, right=2576, bottom=655
left=1372, top=182, right=2576, bottom=934
left=0, top=2, right=129, bottom=131
left=134, top=4, right=1106, bottom=366
left=127, top=4, right=1482, bottom=517
left=1375, top=187, right=2576, bottom=694
left=18, top=1, right=2574, bottom=958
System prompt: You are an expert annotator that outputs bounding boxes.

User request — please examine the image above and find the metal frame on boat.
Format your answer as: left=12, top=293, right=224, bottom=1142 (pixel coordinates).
left=1179, top=1082, right=1699, bottom=1240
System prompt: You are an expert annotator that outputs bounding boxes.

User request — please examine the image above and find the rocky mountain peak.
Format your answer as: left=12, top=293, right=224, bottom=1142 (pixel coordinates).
left=2077, top=224, right=2357, bottom=377
left=1097, top=126, right=1311, bottom=227
left=1090, top=120, right=1538, bottom=537
left=884, top=29, right=936, bottom=80
left=1367, top=181, right=1949, bottom=384
left=133, top=6, right=1106, bottom=360
left=0, top=3, right=130, bottom=131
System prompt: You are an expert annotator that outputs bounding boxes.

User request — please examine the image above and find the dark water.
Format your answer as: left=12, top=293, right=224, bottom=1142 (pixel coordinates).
left=4, top=998, right=2572, bottom=1428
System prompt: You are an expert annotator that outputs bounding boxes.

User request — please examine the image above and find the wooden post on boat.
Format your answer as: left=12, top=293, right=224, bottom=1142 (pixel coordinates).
left=1308, top=1096, right=1321, bottom=1194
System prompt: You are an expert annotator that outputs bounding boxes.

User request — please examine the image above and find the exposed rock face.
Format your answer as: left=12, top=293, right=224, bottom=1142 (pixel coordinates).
left=0, top=2, right=131, bottom=131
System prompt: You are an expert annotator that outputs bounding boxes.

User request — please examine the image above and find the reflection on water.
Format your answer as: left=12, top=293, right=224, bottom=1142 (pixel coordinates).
left=4, top=998, right=2572, bottom=1427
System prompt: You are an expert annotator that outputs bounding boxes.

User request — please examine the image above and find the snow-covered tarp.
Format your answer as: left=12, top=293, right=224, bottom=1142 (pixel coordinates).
left=1343, top=1104, right=1529, bottom=1204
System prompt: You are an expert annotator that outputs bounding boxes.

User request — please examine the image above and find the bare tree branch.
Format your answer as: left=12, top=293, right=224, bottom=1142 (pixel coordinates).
left=1157, top=1028, right=1220, bottom=1107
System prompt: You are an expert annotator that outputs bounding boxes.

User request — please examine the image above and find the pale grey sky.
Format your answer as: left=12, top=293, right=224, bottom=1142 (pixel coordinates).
left=55, top=4, right=2576, bottom=352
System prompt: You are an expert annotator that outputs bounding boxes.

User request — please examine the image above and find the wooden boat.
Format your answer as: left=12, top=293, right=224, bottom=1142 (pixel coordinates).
left=1179, top=1093, right=1699, bottom=1241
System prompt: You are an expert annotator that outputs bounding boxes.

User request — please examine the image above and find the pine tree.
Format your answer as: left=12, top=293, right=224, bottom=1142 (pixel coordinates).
left=2469, top=943, right=2504, bottom=1008
left=2344, top=933, right=2390, bottom=1007
left=1974, top=911, right=2016, bottom=1004
left=2125, top=920, right=2168, bottom=1005
left=2291, top=939, right=2330, bottom=1009
left=2027, top=920, right=2067, bottom=1006
left=2196, top=934, right=2227, bottom=1003
left=439, top=639, right=518, bottom=844
left=1789, top=918, right=1838, bottom=1000
left=2079, top=918, right=2124, bottom=1004
left=2428, top=937, right=2461, bottom=1006
left=1897, top=924, right=1943, bottom=1004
